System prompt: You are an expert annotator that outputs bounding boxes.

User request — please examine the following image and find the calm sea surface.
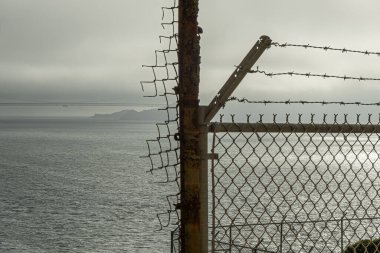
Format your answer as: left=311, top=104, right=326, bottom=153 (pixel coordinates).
left=0, top=117, right=174, bottom=252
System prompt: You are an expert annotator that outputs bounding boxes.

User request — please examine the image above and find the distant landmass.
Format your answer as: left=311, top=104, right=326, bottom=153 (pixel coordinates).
left=91, top=108, right=167, bottom=121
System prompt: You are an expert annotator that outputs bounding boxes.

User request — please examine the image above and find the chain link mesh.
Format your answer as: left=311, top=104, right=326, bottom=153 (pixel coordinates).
left=210, top=114, right=380, bottom=252
left=141, top=0, right=180, bottom=244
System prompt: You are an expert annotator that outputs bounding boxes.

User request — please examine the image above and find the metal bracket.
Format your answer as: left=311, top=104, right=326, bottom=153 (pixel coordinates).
left=204, top=35, right=272, bottom=123
left=207, top=153, right=219, bottom=160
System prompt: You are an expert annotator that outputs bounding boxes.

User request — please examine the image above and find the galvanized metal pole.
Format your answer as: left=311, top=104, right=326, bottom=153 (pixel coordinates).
left=178, top=0, right=205, bottom=252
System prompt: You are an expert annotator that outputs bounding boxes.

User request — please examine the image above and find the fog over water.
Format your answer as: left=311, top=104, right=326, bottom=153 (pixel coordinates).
left=0, top=106, right=157, bottom=118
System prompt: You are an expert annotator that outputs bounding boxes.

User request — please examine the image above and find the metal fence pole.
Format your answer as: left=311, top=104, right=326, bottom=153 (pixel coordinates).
left=199, top=106, right=209, bottom=252
left=341, top=216, right=344, bottom=253
left=178, top=0, right=204, bottom=253
left=211, top=132, right=217, bottom=253
left=229, top=225, right=233, bottom=253
left=279, top=221, right=283, bottom=253
left=171, top=230, right=174, bottom=253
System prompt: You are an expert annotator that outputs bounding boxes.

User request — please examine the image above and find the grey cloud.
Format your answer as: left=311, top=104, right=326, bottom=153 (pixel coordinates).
left=0, top=0, right=164, bottom=103
left=1, top=0, right=380, bottom=105
left=198, top=0, right=380, bottom=106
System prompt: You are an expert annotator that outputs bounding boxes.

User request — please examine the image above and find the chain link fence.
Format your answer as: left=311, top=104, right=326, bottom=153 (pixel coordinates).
left=142, top=1, right=180, bottom=247
left=210, top=114, right=380, bottom=252
left=143, top=1, right=380, bottom=252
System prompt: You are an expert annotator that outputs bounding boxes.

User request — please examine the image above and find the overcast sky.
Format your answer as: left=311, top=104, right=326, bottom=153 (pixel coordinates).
left=1, top=0, right=380, bottom=107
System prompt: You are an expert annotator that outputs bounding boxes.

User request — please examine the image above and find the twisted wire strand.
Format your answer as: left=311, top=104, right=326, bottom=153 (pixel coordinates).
left=227, top=96, right=380, bottom=107
left=249, top=67, right=380, bottom=82
left=271, top=42, right=380, bottom=57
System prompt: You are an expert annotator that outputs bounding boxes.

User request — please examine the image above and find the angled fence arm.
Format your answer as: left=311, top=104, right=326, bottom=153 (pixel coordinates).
left=204, top=35, right=272, bottom=123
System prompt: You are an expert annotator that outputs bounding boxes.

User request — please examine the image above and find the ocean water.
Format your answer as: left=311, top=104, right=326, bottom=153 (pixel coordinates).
left=0, top=117, right=174, bottom=253
left=5, top=113, right=380, bottom=252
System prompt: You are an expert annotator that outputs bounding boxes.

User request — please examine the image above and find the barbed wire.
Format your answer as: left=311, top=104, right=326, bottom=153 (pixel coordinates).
left=227, top=96, right=380, bottom=107
left=271, top=42, right=380, bottom=57
left=248, top=66, right=380, bottom=82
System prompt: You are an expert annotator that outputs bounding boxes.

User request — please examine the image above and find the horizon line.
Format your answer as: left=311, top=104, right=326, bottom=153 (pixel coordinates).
left=0, top=102, right=165, bottom=107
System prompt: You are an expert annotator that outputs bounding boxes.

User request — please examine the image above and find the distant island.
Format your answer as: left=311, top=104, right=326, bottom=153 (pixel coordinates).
left=91, top=108, right=167, bottom=121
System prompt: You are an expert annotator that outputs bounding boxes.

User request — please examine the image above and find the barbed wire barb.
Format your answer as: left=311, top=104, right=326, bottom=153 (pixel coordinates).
left=271, top=41, right=380, bottom=57
left=227, top=96, right=380, bottom=107
left=248, top=66, right=380, bottom=82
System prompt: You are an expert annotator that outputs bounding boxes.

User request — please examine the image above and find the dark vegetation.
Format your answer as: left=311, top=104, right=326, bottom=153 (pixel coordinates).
left=344, top=238, right=380, bottom=253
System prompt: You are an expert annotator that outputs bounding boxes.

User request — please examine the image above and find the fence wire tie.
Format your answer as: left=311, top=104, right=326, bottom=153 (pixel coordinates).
left=246, top=114, right=251, bottom=123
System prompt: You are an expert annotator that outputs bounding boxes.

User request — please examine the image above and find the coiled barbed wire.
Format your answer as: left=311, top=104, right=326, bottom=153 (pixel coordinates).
left=248, top=67, right=380, bottom=82
left=271, top=42, right=380, bottom=57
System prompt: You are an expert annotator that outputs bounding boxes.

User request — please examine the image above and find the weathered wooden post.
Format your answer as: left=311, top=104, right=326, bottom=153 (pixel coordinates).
left=178, top=0, right=205, bottom=252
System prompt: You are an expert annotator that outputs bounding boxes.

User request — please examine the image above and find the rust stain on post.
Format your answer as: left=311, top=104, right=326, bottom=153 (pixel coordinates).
left=178, top=0, right=203, bottom=252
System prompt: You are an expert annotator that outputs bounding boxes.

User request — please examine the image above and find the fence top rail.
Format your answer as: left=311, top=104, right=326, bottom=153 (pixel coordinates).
left=211, top=216, right=380, bottom=229
left=212, top=240, right=277, bottom=252
left=209, top=122, right=380, bottom=134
